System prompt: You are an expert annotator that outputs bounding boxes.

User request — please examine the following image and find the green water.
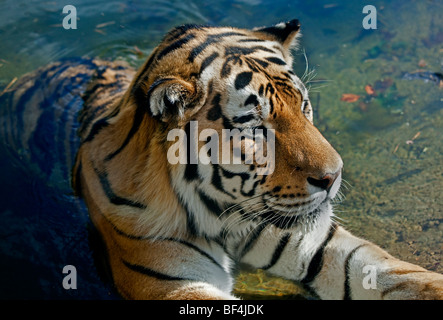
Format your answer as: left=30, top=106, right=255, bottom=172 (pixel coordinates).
left=0, top=0, right=442, bottom=299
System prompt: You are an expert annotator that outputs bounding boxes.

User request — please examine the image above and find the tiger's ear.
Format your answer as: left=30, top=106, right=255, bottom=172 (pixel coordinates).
left=143, top=77, right=198, bottom=122
left=254, top=19, right=301, bottom=50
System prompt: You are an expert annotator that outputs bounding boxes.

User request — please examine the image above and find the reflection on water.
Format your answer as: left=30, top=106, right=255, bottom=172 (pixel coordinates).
left=0, top=0, right=442, bottom=299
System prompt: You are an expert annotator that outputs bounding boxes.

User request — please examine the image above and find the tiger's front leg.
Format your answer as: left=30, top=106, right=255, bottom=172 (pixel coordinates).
left=314, top=226, right=443, bottom=300
left=236, top=221, right=443, bottom=300
left=105, top=233, right=238, bottom=300
left=92, top=212, right=237, bottom=300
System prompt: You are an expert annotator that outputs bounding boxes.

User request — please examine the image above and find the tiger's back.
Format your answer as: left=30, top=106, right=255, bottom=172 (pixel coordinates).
left=0, top=57, right=135, bottom=298
left=0, top=57, right=135, bottom=184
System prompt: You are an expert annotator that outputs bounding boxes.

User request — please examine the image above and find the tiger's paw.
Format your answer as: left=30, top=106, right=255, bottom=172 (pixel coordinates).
left=381, top=271, right=443, bottom=300
left=165, top=282, right=239, bottom=300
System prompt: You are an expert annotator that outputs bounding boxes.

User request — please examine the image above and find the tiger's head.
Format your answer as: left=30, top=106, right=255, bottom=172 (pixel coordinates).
left=74, top=20, right=343, bottom=239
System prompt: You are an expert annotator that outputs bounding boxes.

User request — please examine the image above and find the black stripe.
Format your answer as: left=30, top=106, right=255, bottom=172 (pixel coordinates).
left=244, top=94, right=259, bottom=106
left=79, top=101, right=108, bottom=133
left=198, top=190, right=224, bottom=216
left=188, top=40, right=214, bottom=63
left=16, top=64, right=69, bottom=132
left=239, top=222, right=268, bottom=259
left=214, top=31, right=246, bottom=38
left=258, top=84, right=264, bottom=97
left=82, top=81, right=107, bottom=100
left=105, top=74, right=173, bottom=161
left=171, top=238, right=224, bottom=271
left=184, top=203, right=199, bottom=237
left=165, top=24, right=206, bottom=43
left=274, top=81, right=292, bottom=91
left=175, top=193, right=199, bottom=237
left=211, top=164, right=236, bottom=200
left=122, top=259, right=191, bottom=281
left=81, top=101, right=121, bottom=142
left=131, top=47, right=159, bottom=92
left=188, top=32, right=245, bottom=63
left=222, top=114, right=234, bottom=130
left=225, top=45, right=275, bottom=57
left=207, top=93, right=222, bottom=121
left=265, top=57, right=286, bottom=65
left=115, top=230, right=145, bottom=240
left=213, top=228, right=232, bottom=257
left=269, top=97, right=274, bottom=114
left=343, top=244, right=367, bottom=300
left=262, top=233, right=291, bottom=270
left=72, top=159, right=82, bottom=196
left=265, top=83, right=275, bottom=95
left=251, top=58, right=269, bottom=68
left=184, top=163, right=199, bottom=182
left=28, top=98, right=57, bottom=176
left=109, top=218, right=223, bottom=271
left=68, top=112, right=81, bottom=171
left=218, top=166, right=254, bottom=198
left=235, top=71, right=253, bottom=90
left=244, top=59, right=260, bottom=73
left=95, top=167, right=147, bottom=209
left=83, top=118, right=109, bottom=142
left=58, top=93, right=81, bottom=179
left=232, top=114, right=255, bottom=124
left=220, top=59, right=232, bottom=78
left=198, top=52, right=219, bottom=74
left=238, top=38, right=265, bottom=43
left=104, top=102, right=147, bottom=161
left=157, top=33, right=196, bottom=61
left=273, top=75, right=291, bottom=82
left=105, top=216, right=148, bottom=240
left=301, top=223, right=337, bottom=285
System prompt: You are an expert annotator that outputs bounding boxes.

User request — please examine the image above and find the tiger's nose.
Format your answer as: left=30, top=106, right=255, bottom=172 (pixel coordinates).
left=307, top=171, right=341, bottom=192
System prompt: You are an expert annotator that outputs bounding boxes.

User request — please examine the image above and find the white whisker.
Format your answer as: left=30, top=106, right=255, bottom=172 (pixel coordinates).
left=217, top=193, right=264, bottom=221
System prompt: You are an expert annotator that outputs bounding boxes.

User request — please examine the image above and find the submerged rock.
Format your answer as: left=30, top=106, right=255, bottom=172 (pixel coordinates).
left=403, top=71, right=443, bottom=88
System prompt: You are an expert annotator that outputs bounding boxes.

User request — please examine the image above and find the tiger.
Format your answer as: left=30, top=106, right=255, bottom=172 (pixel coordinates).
left=1, top=19, right=442, bottom=300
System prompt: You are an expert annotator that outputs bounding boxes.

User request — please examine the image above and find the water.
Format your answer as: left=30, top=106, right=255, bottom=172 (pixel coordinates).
left=0, top=0, right=442, bottom=299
